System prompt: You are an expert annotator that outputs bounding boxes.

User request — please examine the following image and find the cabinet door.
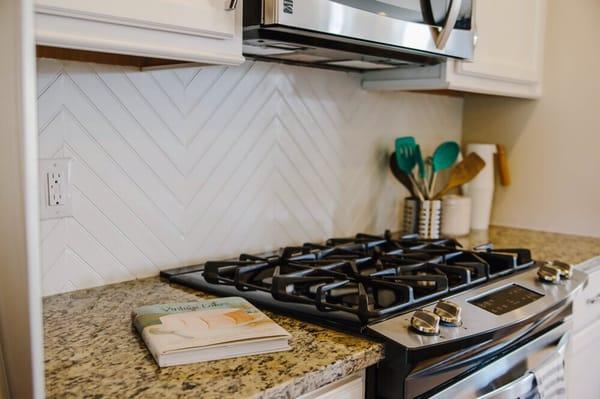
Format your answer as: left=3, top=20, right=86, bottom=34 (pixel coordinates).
left=448, top=0, right=546, bottom=96
left=298, top=372, right=364, bottom=399
left=35, top=0, right=244, bottom=65
left=567, top=258, right=600, bottom=398
left=362, top=0, right=547, bottom=98
left=36, top=0, right=235, bottom=39
left=572, top=257, right=600, bottom=332
left=567, top=318, right=600, bottom=399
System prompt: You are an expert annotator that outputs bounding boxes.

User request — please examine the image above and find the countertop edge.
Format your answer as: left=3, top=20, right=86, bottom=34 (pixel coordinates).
left=254, top=345, right=384, bottom=399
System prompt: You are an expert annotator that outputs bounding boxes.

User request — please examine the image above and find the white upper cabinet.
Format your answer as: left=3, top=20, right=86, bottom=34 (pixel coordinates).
left=362, top=0, right=547, bottom=98
left=35, top=0, right=244, bottom=66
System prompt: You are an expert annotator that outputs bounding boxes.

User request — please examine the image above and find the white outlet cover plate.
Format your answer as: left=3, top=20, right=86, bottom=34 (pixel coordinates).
left=39, top=158, right=73, bottom=220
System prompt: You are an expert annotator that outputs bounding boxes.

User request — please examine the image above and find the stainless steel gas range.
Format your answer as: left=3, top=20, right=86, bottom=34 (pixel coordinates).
left=161, top=231, right=586, bottom=399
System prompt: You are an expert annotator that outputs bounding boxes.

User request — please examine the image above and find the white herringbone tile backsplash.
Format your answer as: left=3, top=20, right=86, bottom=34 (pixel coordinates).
left=37, top=58, right=463, bottom=295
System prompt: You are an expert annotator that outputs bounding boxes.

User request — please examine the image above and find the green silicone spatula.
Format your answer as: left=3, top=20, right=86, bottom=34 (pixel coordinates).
left=395, top=137, right=416, bottom=154
left=394, top=137, right=424, bottom=200
left=415, top=144, right=427, bottom=197
left=429, top=141, right=460, bottom=197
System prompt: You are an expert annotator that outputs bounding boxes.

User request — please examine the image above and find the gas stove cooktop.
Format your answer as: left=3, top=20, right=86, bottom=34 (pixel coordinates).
left=161, top=230, right=586, bottom=399
left=160, top=231, right=535, bottom=331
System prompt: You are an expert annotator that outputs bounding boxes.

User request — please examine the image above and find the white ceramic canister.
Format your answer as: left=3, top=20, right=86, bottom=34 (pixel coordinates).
left=463, top=143, right=497, bottom=230
left=441, top=195, right=471, bottom=237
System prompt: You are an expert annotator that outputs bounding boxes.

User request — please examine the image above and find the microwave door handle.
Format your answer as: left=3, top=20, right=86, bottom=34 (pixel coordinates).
left=434, top=0, right=463, bottom=49
left=225, top=0, right=239, bottom=11
left=471, top=0, right=479, bottom=48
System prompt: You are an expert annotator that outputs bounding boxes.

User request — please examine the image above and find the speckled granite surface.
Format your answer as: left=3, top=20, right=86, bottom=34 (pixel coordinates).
left=44, top=226, right=600, bottom=398
left=43, top=279, right=383, bottom=399
left=458, top=226, right=600, bottom=265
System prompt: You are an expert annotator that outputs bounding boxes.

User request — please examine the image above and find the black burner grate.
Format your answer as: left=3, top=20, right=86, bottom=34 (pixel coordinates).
left=179, top=231, right=534, bottom=323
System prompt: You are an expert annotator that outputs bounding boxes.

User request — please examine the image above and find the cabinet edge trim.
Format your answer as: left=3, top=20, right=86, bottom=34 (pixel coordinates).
left=36, top=30, right=245, bottom=66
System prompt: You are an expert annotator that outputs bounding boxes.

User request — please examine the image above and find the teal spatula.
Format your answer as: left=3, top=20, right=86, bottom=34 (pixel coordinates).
left=429, top=141, right=460, bottom=197
left=414, top=144, right=427, bottom=197
left=394, top=137, right=424, bottom=201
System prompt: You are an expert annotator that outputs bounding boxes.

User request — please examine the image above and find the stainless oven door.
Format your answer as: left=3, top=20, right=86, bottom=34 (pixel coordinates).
left=430, top=322, right=570, bottom=399
left=262, top=0, right=475, bottom=59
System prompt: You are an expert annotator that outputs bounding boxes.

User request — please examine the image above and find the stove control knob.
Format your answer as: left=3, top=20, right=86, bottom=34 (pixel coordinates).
left=546, top=260, right=573, bottom=279
left=434, top=301, right=462, bottom=326
left=538, top=263, right=561, bottom=283
left=410, top=310, right=440, bottom=335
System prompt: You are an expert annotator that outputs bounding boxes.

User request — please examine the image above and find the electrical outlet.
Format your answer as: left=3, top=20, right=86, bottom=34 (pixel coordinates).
left=40, top=159, right=73, bottom=219
left=47, top=170, right=65, bottom=206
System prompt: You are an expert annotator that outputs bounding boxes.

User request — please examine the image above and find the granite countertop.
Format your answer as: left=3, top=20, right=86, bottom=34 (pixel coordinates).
left=458, top=226, right=600, bottom=265
left=44, top=278, right=383, bottom=399
left=43, top=226, right=600, bottom=398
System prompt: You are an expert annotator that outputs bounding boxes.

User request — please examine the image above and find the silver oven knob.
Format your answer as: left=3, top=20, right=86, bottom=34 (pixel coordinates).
left=410, top=310, right=440, bottom=335
left=546, top=260, right=573, bottom=279
left=538, top=260, right=573, bottom=283
left=538, top=263, right=561, bottom=283
left=434, top=300, right=462, bottom=326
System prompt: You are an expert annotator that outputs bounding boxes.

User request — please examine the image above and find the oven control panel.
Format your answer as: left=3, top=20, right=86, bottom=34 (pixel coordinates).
left=368, top=265, right=587, bottom=348
left=468, top=284, right=543, bottom=315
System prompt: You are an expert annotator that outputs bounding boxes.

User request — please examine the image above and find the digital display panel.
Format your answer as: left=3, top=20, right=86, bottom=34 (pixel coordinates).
left=469, top=285, right=543, bottom=315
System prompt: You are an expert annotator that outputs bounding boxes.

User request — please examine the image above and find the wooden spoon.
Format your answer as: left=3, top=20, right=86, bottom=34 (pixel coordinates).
left=496, top=144, right=511, bottom=186
left=433, top=152, right=486, bottom=199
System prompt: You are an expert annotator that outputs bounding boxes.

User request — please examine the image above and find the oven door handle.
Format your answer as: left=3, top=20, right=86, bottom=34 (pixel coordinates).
left=427, top=328, right=570, bottom=399
left=479, top=332, right=569, bottom=399
left=478, top=373, right=535, bottom=399
left=434, top=0, right=463, bottom=49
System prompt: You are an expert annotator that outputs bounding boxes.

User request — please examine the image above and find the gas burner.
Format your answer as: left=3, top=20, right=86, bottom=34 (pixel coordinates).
left=169, top=230, right=535, bottom=325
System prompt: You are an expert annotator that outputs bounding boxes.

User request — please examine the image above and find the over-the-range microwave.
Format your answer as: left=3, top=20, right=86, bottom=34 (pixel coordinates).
left=243, top=0, right=476, bottom=72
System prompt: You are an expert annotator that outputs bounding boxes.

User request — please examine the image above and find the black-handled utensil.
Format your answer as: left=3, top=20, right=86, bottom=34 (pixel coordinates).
left=389, top=152, right=417, bottom=197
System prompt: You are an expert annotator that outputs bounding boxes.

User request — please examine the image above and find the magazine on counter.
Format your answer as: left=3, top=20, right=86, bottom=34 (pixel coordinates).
left=132, top=297, right=291, bottom=367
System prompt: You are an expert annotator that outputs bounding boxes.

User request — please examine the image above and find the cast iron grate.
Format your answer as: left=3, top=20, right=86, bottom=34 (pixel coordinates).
left=199, top=230, right=534, bottom=323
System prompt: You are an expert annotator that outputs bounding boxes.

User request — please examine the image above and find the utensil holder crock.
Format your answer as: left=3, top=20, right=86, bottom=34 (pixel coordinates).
left=403, top=198, right=442, bottom=239
left=403, top=197, right=420, bottom=234
left=419, top=200, right=442, bottom=239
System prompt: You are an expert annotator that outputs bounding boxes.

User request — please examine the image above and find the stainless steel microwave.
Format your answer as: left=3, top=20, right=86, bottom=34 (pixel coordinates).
left=243, top=0, right=475, bottom=72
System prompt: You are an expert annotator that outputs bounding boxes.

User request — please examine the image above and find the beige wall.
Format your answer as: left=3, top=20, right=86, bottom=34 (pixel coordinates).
left=463, top=0, right=600, bottom=238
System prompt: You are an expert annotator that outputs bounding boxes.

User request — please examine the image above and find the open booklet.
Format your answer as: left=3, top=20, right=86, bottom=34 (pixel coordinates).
left=132, top=297, right=291, bottom=367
